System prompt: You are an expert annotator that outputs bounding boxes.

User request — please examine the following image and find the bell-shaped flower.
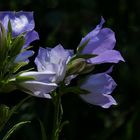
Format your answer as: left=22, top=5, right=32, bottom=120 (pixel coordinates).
left=35, top=44, right=73, bottom=84
left=0, top=11, right=34, bottom=36
left=80, top=72, right=117, bottom=108
left=78, top=17, right=124, bottom=64
left=18, top=44, right=73, bottom=98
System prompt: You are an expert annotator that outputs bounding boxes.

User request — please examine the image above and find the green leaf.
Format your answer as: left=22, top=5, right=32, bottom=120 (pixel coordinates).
left=77, top=39, right=90, bottom=54
left=0, top=22, right=8, bottom=62
left=0, top=96, right=31, bottom=132
left=62, top=87, right=89, bottom=95
left=16, top=75, right=35, bottom=83
left=2, top=121, right=30, bottom=140
left=8, top=20, right=12, bottom=37
left=38, top=119, right=47, bottom=140
left=59, top=121, right=69, bottom=133
left=13, top=62, right=29, bottom=73
left=9, top=35, right=25, bottom=59
left=70, top=54, right=97, bottom=62
left=0, top=105, right=10, bottom=131
left=76, top=54, right=97, bottom=59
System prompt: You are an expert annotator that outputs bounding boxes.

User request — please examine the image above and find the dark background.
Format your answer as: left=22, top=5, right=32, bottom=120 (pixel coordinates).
left=0, top=0, right=140, bottom=140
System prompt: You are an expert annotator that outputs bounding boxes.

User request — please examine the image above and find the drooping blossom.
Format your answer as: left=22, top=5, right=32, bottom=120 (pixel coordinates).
left=80, top=72, right=117, bottom=108
left=18, top=44, right=73, bottom=98
left=0, top=11, right=39, bottom=63
left=79, top=17, right=124, bottom=64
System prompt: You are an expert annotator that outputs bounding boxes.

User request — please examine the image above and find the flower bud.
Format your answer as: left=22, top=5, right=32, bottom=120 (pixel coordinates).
left=66, top=58, right=86, bottom=75
left=80, top=64, right=95, bottom=74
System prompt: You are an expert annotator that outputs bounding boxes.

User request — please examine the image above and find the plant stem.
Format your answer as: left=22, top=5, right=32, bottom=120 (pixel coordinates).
left=51, top=92, right=62, bottom=140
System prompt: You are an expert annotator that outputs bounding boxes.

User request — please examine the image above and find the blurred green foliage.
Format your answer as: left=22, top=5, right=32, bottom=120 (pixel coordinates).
left=0, top=0, right=140, bottom=140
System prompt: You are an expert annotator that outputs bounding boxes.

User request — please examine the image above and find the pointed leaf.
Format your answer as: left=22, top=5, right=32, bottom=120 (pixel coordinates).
left=77, top=39, right=90, bottom=53
left=2, top=121, right=30, bottom=140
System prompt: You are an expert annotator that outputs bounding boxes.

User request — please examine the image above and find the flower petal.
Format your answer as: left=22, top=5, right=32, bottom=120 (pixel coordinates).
left=35, top=45, right=73, bottom=83
left=23, top=30, right=39, bottom=49
left=88, top=50, right=125, bottom=64
left=79, top=17, right=105, bottom=47
left=0, top=11, right=35, bottom=36
left=20, top=81, right=57, bottom=98
left=50, top=44, right=72, bottom=65
left=82, top=28, right=116, bottom=54
left=14, top=50, right=34, bottom=63
left=34, top=47, right=51, bottom=71
left=80, top=93, right=117, bottom=108
left=19, top=71, right=56, bottom=83
left=80, top=73, right=117, bottom=108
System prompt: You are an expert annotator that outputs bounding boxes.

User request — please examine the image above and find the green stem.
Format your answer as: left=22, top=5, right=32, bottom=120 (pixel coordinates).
left=51, top=92, right=62, bottom=140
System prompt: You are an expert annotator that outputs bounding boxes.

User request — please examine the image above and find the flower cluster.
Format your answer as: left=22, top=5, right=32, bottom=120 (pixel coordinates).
left=0, top=12, right=124, bottom=108
left=0, top=11, right=39, bottom=93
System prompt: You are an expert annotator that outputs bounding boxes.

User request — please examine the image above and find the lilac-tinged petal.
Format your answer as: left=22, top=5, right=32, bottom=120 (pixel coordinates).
left=35, top=45, right=73, bottom=84
left=80, top=93, right=117, bottom=108
left=50, top=44, right=72, bottom=65
left=0, top=11, right=35, bottom=36
left=82, top=28, right=116, bottom=54
left=20, top=81, right=57, bottom=98
left=88, top=50, right=125, bottom=64
left=80, top=73, right=117, bottom=108
left=35, top=47, right=51, bottom=71
left=23, top=30, right=39, bottom=49
left=14, top=50, right=34, bottom=63
left=79, top=17, right=105, bottom=47
left=81, top=73, right=117, bottom=95
left=77, top=17, right=125, bottom=65
left=19, top=71, right=56, bottom=83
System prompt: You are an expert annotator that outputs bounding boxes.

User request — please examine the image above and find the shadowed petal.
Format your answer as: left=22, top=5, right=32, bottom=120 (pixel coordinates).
left=80, top=93, right=117, bottom=108
left=80, top=73, right=117, bottom=108
left=20, top=81, right=57, bottom=98
left=23, top=30, right=39, bottom=48
left=14, top=50, right=34, bottom=63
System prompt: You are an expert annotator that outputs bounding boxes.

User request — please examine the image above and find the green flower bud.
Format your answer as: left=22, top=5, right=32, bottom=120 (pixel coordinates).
left=66, top=58, right=86, bottom=75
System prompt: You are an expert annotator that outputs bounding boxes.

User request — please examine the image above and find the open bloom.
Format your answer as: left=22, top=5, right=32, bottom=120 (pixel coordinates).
left=0, top=11, right=39, bottom=63
left=79, top=17, right=124, bottom=64
left=18, top=44, right=73, bottom=98
left=80, top=72, right=117, bottom=108
left=0, top=11, right=34, bottom=36
left=35, top=44, right=73, bottom=84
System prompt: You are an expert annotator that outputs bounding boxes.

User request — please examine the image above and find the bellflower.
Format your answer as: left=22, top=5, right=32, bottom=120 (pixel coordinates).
left=0, top=11, right=39, bottom=63
left=79, top=17, right=124, bottom=64
left=0, top=11, right=34, bottom=36
left=18, top=44, right=73, bottom=98
left=80, top=72, right=117, bottom=108
left=35, top=44, right=73, bottom=84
